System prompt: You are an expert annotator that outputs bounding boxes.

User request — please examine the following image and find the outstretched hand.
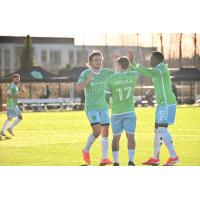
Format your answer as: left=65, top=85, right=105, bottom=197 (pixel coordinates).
left=128, top=50, right=134, bottom=63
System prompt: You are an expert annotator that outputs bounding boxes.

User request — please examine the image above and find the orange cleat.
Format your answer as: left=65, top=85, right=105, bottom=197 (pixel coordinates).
left=142, top=158, right=160, bottom=166
left=82, top=149, right=91, bottom=164
left=163, top=157, right=179, bottom=166
left=99, top=158, right=113, bottom=166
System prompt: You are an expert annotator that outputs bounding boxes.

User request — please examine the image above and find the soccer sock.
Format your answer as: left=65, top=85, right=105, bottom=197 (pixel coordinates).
left=85, top=133, right=97, bottom=152
left=1, top=120, right=9, bottom=132
left=158, top=127, right=177, bottom=158
left=101, top=136, right=109, bottom=159
left=112, top=151, right=119, bottom=163
left=9, top=118, right=21, bottom=129
left=128, top=149, right=135, bottom=162
left=153, top=128, right=162, bottom=159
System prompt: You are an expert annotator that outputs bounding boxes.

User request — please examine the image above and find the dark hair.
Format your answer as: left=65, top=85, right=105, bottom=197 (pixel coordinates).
left=12, top=74, right=20, bottom=79
left=88, top=50, right=103, bottom=62
left=117, top=56, right=130, bottom=69
left=152, top=51, right=164, bottom=62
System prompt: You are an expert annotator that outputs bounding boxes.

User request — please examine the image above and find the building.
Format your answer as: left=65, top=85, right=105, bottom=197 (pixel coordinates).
left=0, top=36, right=156, bottom=76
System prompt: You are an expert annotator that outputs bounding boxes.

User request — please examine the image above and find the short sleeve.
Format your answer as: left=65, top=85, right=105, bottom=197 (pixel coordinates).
left=77, top=70, right=87, bottom=83
left=7, top=84, right=13, bottom=95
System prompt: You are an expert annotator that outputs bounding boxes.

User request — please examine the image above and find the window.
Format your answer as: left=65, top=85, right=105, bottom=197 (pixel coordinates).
left=41, top=50, right=47, bottom=67
left=15, top=47, right=23, bottom=69
left=4, top=49, right=10, bottom=68
left=69, top=51, right=74, bottom=66
left=49, top=50, right=61, bottom=69
left=0, top=49, right=2, bottom=68
left=77, top=51, right=82, bottom=66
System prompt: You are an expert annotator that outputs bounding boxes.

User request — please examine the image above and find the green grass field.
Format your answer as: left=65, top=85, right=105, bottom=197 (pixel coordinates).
left=0, top=107, right=200, bottom=166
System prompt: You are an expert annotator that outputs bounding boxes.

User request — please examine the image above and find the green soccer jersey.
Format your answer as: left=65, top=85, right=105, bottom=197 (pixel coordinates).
left=106, top=70, right=139, bottom=115
left=134, top=63, right=177, bottom=105
left=77, top=68, right=114, bottom=112
left=6, top=82, right=19, bottom=109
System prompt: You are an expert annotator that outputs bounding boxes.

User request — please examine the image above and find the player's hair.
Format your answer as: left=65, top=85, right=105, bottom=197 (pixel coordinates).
left=152, top=51, right=164, bottom=62
left=12, top=74, right=20, bottom=79
left=88, top=50, right=104, bottom=63
left=117, top=56, right=130, bottom=69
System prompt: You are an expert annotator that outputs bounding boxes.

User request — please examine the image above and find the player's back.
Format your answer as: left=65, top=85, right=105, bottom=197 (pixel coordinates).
left=107, top=71, right=139, bottom=115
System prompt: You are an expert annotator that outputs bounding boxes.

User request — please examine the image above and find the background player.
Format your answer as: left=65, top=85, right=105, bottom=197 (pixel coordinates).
left=0, top=74, right=24, bottom=137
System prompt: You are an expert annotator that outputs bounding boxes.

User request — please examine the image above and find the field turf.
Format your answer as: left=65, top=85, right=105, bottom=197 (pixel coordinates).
left=0, top=107, right=200, bottom=166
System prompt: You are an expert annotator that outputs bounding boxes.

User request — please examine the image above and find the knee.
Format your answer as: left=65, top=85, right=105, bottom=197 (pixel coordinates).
left=8, top=117, right=12, bottom=121
left=101, top=126, right=109, bottom=137
left=112, top=136, right=120, bottom=150
left=158, top=127, right=168, bottom=137
left=18, top=115, right=23, bottom=120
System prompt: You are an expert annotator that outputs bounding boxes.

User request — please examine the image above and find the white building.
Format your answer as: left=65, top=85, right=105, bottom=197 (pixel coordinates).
left=0, top=36, right=156, bottom=76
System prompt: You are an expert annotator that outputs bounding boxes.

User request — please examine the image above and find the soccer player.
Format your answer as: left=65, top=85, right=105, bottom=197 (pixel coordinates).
left=0, top=74, right=24, bottom=137
left=105, top=56, right=139, bottom=166
left=76, top=50, right=113, bottom=165
left=133, top=51, right=179, bottom=166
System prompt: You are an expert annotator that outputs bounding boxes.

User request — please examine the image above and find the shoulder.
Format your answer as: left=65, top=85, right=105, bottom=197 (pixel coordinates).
left=80, top=68, right=90, bottom=76
left=157, top=63, right=168, bottom=74
left=102, top=68, right=113, bottom=74
left=8, top=83, right=15, bottom=89
left=128, top=70, right=140, bottom=77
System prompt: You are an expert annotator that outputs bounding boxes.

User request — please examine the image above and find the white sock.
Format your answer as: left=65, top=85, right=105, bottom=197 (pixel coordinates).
left=153, top=129, right=162, bottom=159
left=128, top=149, right=135, bottom=162
left=112, top=151, right=119, bottom=163
left=101, top=137, right=109, bottom=159
left=158, top=127, right=177, bottom=158
left=85, top=133, right=96, bottom=152
left=1, top=119, right=9, bottom=132
left=9, top=118, right=21, bottom=129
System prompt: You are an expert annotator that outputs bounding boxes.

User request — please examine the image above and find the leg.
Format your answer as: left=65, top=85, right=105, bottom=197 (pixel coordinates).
left=0, top=116, right=12, bottom=136
left=112, top=134, right=121, bottom=165
left=82, top=111, right=101, bottom=164
left=123, top=112, right=136, bottom=165
left=126, top=133, right=135, bottom=165
left=157, top=124, right=177, bottom=158
left=7, top=112, right=22, bottom=136
left=84, top=123, right=101, bottom=151
left=153, top=123, right=163, bottom=159
left=100, top=125, right=109, bottom=160
left=99, top=110, right=112, bottom=164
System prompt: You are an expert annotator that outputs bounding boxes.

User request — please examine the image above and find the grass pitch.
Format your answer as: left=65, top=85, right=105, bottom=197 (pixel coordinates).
left=0, top=107, right=200, bottom=166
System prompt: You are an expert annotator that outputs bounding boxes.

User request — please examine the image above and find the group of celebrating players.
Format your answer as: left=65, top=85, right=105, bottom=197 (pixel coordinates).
left=76, top=50, right=179, bottom=166
left=0, top=50, right=179, bottom=166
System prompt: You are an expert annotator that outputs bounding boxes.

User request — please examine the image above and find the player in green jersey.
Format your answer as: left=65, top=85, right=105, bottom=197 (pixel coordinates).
left=105, top=56, right=139, bottom=166
left=76, top=50, right=113, bottom=165
left=0, top=74, right=24, bottom=137
left=132, top=51, right=179, bottom=166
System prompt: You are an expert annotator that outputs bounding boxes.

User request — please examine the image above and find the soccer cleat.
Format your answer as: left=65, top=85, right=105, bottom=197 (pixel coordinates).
left=82, top=149, right=91, bottom=164
left=163, top=157, right=179, bottom=166
left=128, top=161, right=135, bottom=166
left=113, top=163, right=119, bottom=166
left=7, top=128, right=14, bottom=136
left=0, top=131, right=6, bottom=137
left=99, top=158, right=113, bottom=166
left=142, top=158, right=160, bottom=166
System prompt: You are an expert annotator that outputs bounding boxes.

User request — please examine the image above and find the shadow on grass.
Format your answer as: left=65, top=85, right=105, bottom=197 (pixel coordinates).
left=0, top=136, right=12, bottom=141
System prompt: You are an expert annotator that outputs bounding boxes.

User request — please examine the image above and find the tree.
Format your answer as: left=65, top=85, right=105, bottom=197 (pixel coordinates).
left=20, top=35, right=34, bottom=68
left=179, top=33, right=183, bottom=67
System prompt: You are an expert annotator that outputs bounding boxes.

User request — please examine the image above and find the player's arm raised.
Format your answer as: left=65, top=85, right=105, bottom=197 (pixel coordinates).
left=76, top=72, right=93, bottom=93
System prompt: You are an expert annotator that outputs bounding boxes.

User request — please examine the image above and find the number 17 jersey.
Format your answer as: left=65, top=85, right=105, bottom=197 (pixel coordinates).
left=106, top=71, right=139, bottom=115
